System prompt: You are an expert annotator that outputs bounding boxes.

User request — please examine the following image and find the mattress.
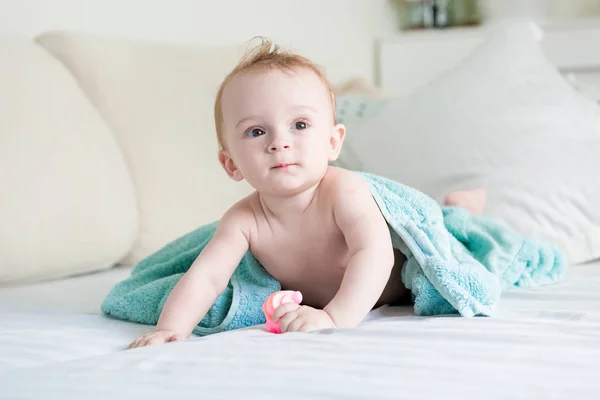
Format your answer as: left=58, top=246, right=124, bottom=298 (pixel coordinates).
left=1, top=261, right=599, bottom=399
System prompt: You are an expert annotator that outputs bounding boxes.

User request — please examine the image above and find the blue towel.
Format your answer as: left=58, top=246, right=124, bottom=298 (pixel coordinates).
left=362, top=172, right=566, bottom=317
left=102, top=172, right=566, bottom=335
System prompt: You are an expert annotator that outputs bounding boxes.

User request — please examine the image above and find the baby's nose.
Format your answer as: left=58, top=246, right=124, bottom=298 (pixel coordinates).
left=268, top=134, right=292, bottom=152
left=269, top=143, right=291, bottom=152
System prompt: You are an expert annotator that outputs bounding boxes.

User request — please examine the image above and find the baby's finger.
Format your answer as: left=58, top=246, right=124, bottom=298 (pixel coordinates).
left=138, top=336, right=156, bottom=348
left=286, top=317, right=306, bottom=333
left=297, top=323, right=313, bottom=333
left=127, top=336, right=145, bottom=349
left=272, top=302, right=300, bottom=322
left=146, top=336, right=165, bottom=346
left=279, top=311, right=299, bottom=333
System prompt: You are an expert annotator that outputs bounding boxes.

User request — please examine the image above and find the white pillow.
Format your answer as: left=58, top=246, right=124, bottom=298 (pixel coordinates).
left=36, top=32, right=255, bottom=265
left=348, top=22, right=600, bottom=265
left=334, top=95, right=389, bottom=169
left=0, top=35, right=138, bottom=284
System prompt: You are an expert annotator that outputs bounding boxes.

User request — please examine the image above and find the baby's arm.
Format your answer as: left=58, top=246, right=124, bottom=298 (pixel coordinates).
left=324, top=173, right=395, bottom=328
left=128, top=205, right=251, bottom=348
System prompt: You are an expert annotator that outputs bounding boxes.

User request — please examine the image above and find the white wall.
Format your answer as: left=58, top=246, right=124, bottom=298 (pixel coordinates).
left=480, top=0, right=600, bottom=22
left=2, top=0, right=597, bottom=84
left=0, top=0, right=398, bottom=84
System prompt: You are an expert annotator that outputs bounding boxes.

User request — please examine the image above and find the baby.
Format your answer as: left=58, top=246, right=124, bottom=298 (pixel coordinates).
left=128, top=39, right=485, bottom=349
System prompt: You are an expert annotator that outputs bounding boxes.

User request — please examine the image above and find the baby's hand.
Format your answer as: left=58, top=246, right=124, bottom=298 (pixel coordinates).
left=127, top=330, right=185, bottom=349
left=272, top=303, right=336, bottom=333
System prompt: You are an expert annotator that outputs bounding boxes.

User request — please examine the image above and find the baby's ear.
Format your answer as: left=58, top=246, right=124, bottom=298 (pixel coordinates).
left=218, top=150, right=244, bottom=181
left=328, top=123, right=346, bottom=162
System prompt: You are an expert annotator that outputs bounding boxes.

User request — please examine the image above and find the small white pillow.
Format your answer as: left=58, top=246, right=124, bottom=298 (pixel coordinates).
left=37, top=32, right=255, bottom=265
left=334, top=95, right=388, bottom=169
left=348, top=22, right=600, bottom=265
left=0, top=35, right=138, bottom=284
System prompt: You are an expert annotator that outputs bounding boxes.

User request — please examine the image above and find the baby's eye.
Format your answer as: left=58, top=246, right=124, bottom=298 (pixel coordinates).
left=247, top=128, right=266, bottom=137
left=291, top=121, right=308, bottom=131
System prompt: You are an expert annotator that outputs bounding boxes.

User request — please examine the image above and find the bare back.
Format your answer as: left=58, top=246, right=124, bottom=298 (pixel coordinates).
left=238, top=168, right=408, bottom=309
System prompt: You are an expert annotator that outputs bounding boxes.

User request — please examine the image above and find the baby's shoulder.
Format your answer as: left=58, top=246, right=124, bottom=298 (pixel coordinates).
left=320, top=167, right=371, bottom=199
left=219, top=193, right=258, bottom=231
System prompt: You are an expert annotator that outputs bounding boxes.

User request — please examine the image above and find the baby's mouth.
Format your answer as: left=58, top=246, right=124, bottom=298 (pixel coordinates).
left=271, top=163, right=298, bottom=170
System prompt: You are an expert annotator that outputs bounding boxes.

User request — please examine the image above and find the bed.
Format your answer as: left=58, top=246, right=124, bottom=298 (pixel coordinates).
left=2, top=17, right=600, bottom=400
left=0, top=261, right=599, bottom=398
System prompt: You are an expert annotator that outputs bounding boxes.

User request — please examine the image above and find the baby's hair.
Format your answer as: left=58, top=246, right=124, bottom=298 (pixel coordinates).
left=214, top=37, right=337, bottom=150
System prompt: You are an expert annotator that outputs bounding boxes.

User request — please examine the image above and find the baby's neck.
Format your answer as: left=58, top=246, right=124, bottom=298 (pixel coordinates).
left=258, top=184, right=320, bottom=225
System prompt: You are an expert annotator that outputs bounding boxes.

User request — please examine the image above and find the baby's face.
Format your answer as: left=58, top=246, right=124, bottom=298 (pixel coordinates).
left=219, top=68, right=343, bottom=196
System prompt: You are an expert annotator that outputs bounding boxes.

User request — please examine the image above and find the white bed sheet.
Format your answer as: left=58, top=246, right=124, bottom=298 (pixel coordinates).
left=0, top=266, right=133, bottom=314
left=1, top=262, right=599, bottom=399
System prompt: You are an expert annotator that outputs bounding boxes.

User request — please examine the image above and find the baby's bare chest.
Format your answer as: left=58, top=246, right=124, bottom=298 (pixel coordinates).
left=250, top=217, right=351, bottom=304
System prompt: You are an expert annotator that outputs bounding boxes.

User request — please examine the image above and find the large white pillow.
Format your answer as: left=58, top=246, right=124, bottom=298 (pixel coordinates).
left=348, top=22, right=600, bottom=265
left=36, top=32, right=255, bottom=265
left=0, top=35, right=138, bottom=284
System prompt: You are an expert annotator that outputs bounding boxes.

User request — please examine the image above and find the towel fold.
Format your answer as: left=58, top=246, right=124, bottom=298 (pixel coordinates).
left=102, top=172, right=566, bottom=335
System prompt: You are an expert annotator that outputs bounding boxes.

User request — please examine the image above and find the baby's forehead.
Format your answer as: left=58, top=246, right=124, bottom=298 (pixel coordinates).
left=223, top=67, right=329, bottom=99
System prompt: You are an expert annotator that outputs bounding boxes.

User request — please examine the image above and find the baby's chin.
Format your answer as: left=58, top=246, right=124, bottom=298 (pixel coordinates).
left=255, top=175, right=320, bottom=197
